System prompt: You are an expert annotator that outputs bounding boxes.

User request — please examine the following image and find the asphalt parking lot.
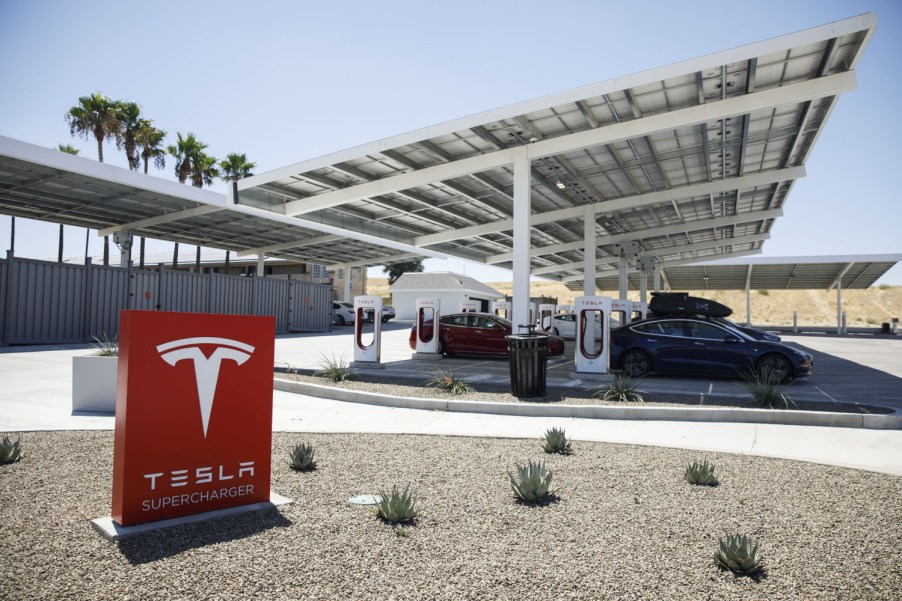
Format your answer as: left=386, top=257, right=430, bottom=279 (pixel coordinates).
left=275, top=321, right=902, bottom=412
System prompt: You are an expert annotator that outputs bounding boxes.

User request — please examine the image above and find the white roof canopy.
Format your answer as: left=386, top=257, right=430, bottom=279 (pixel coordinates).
left=0, top=13, right=889, bottom=301
left=237, top=13, right=878, bottom=286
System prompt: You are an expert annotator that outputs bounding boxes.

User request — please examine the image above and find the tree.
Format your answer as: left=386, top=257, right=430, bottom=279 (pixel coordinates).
left=167, top=132, right=206, bottom=184
left=219, top=153, right=256, bottom=182
left=383, top=259, right=424, bottom=285
left=190, top=152, right=220, bottom=188
left=58, top=144, right=79, bottom=155
left=115, top=101, right=143, bottom=170
left=135, top=120, right=167, bottom=174
left=65, top=93, right=120, bottom=162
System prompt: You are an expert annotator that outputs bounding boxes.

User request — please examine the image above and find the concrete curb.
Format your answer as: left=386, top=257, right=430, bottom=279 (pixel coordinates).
left=273, top=378, right=902, bottom=430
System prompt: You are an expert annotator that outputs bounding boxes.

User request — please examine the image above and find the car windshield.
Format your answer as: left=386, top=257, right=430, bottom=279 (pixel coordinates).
left=708, top=318, right=753, bottom=340
left=492, top=316, right=513, bottom=328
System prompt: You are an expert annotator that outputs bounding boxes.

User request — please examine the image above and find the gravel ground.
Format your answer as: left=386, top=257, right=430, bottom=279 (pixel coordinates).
left=2, top=431, right=900, bottom=600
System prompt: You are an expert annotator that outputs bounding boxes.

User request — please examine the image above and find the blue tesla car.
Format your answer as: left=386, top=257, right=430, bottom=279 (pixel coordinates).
left=610, top=316, right=813, bottom=382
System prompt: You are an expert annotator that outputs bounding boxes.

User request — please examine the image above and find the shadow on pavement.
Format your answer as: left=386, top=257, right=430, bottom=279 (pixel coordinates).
left=783, top=341, right=902, bottom=410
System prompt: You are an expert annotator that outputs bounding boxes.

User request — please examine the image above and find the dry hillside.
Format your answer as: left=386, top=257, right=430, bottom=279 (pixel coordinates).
left=367, top=277, right=902, bottom=326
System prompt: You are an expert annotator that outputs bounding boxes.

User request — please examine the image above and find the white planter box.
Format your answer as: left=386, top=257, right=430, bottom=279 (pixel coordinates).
left=72, top=356, right=118, bottom=413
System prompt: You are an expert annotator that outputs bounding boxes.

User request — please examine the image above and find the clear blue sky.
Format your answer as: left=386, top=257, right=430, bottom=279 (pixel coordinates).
left=0, top=0, right=899, bottom=283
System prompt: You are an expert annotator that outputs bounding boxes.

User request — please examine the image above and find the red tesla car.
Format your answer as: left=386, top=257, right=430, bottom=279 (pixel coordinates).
left=408, top=312, right=565, bottom=357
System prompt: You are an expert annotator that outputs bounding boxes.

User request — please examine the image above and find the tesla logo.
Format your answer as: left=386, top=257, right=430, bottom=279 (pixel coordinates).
left=157, top=337, right=256, bottom=438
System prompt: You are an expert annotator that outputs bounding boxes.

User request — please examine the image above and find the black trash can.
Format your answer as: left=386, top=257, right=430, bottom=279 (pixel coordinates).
left=506, top=324, right=548, bottom=398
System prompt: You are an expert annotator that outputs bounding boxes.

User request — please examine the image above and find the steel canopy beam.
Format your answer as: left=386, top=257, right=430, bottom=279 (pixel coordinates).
left=282, top=150, right=515, bottom=216
left=237, top=234, right=344, bottom=257
left=98, top=205, right=223, bottom=236
left=226, top=203, right=448, bottom=261
left=547, top=234, right=769, bottom=279
left=273, top=72, right=851, bottom=219
left=420, top=167, right=801, bottom=248
left=827, top=262, right=855, bottom=291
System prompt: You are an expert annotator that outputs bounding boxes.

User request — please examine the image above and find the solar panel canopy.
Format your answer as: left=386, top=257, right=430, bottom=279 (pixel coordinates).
left=579, top=254, right=902, bottom=293
left=0, top=13, right=889, bottom=294
left=235, top=13, right=878, bottom=288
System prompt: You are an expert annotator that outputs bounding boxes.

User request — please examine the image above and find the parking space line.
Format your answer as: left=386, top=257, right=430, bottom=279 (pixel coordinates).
left=815, top=386, right=838, bottom=402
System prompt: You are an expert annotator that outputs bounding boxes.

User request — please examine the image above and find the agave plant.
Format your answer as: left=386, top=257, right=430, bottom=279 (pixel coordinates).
left=509, top=459, right=556, bottom=503
left=376, top=485, right=418, bottom=524
left=542, top=427, right=573, bottom=455
left=684, top=459, right=718, bottom=486
left=90, top=331, right=118, bottom=357
left=314, top=353, right=352, bottom=382
left=743, top=367, right=793, bottom=409
left=0, top=434, right=22, bottom=464
left=594, top=374, right=644, bottom=403
left=287, top=442, right=317, bottom=471
left=422, top=369, right=474, bottom=395
left=713, top=533, right=764, bottom=575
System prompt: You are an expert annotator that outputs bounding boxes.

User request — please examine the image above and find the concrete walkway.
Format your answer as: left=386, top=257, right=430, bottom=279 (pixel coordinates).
left=2, top=334, right=901, bottom=476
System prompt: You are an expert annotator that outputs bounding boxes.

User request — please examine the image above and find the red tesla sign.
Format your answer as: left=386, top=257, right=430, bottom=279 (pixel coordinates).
left=111, top=311, right=275, bottom=526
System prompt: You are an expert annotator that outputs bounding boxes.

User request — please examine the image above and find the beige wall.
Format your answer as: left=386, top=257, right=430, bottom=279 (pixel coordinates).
left=158, top=260, right=367, bottom=300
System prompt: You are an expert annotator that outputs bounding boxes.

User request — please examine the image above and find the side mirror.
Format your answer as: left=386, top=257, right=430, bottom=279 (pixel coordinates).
left=724, top=335, right=741, bottom=343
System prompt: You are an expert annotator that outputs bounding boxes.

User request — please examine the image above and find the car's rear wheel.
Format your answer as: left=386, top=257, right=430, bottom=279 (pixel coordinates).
left=551, top=327, right=559, bottom=336
left=622, top=349, right=651, bottom=377
left=757, top=353, right=791, bottom=384
left=436, top=338, right=446, bottom=355
left=336, top=315, right=345, bottom=326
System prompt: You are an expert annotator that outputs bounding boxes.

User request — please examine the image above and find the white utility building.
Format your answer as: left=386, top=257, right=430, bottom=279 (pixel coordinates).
left=389, top=272, right=504, bottom=320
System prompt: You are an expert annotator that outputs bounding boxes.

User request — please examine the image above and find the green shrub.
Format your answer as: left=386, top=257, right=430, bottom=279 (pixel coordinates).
left=595, top=374, right=644, bottom=403
left=542, top=427, right=573, bottom=455
left=758, top=289, right=770, bottom=296
left=314, top=353, right=352, bottom=382
left=423, top=369, right=474, bottom=395
left=91, top=332, right=118, bottom=357
left=287, top=442, right=317, bottom=471
left=509, top=460, right=556, bottom=503
left=743, top=368, right=794, bottom=409
left=684, top=459, right=718, bottom=486
left=714, top=533, right=764, bottom=575
left=376, top=486, right=418, bottom=524
left=0, top=434, right=22, bottom=464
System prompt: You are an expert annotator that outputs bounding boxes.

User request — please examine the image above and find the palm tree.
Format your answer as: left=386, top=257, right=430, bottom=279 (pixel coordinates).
left=191, top=152, right=220, bottom=188
left=58, top=144, right=80, bottom=155
left=219, top=153, right=256, bottom=182
left=135, top=120, right=167, bottom=174
left=116, top=101, right=143, bottom=170
left=167, top=132, right=206, bottom=184
left=65, top=93, right=121, bottom=162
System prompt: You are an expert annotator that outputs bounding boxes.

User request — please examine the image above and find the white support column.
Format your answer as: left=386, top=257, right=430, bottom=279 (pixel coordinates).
left=638, top=261, right=648, bottom=304
left=653, top=267, right=661, bottom=293
left=836, top=279, right=842, bottom=335
left=343, top=263, right=352, bottom=302
left=511, top=148, right=531, bottom=328
left=745, top=265, right=753, bottom=326
left=746, top=287, right=752, bottom=327
left=612, top=241, right=636, bottom=300
left=113, top=230, right=133, bottom=269
left=619, top=255, right=628, bottom=300
left=257, top=253, right=265, bottom=277
left=583, top=205, right=596, bottom=296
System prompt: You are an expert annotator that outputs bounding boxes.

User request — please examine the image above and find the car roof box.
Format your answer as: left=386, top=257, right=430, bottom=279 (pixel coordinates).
left=648, top=292, right=733, bottom=317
